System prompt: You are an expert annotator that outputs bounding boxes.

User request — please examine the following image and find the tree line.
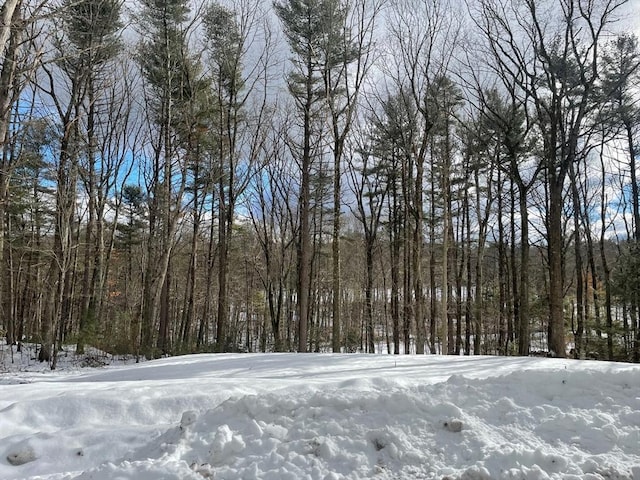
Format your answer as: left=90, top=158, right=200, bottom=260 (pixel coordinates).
left=0, top=0, right=639, bottom=366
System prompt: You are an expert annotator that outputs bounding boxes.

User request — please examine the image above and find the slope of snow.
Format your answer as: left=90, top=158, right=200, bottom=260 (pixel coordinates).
left=1, top=353, right=639, bottom=480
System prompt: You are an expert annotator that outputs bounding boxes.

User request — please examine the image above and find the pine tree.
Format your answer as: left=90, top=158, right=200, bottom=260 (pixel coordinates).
left=137, top=0, right=194, bottom=357
left=37, top=0, right=123, bottom=365
left=57, top=0, right=123, bottom=354
left=274, top=0, right=357, bottom=352
left=203, top=2, right=244, bottom=352
left=599, top=34, right=640, bottom=360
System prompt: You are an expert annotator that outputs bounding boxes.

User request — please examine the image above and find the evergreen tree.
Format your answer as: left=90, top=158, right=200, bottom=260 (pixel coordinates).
left=478, top=88, right=533, bottom=355
left=137, top=0, right=194, bottom=357
left=274, top=0, right=357, bottom=352
left=599, top=34, right=640, bottom=360
left=58, top=0, right=123, bottom=354
left=37, top=0, right=123, bottom=365
left=203, top=2, right=244, bottom=352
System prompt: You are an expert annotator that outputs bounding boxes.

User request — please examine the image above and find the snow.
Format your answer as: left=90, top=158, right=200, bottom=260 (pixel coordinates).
left=1, top=352, right=640, bottom=480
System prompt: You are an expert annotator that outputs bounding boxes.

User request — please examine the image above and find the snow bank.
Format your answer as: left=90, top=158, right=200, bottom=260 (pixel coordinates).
left=1, top=354, right=639, bottom=479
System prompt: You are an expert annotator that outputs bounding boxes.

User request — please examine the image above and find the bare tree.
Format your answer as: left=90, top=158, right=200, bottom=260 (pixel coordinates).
left=0, top=0, right=48, bottom=346
left=203, top=0, right=274, bottom=352
left=474, top=0, right=631, bottom=357
left=248, top=118, right=297, bottom=352
left=347, top=120, right=388, bottom=353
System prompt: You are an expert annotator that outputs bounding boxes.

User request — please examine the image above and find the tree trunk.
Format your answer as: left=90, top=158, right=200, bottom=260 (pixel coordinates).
left=517, top=184, right=530, bottom=356
left=413, top=155, right=425, bottom=354
left=0, top=0, right=20, bottom=59
left=391, top=186, right=401, bottom=354
left=624, top=121, right=640, bottom=361
left=429, top=167, right=437, bottom=353
left=569, top=162, right=584, bottom=358
left=297, top=59, right=313, bottom=353
left=497, top=168, right=507, bottom=355
left=366, top=239, right=375, bottom=353
left=216, top=192, right=230, bottom=351
left=331, top=145, right=341, bottom=352
left=0, top=0, right=22, bottom=347
left=547, top=176, right=566, bottom=357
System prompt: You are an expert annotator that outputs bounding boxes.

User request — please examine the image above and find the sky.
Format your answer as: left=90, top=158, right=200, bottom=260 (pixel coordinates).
left=1, top=348, right=640, bottom=479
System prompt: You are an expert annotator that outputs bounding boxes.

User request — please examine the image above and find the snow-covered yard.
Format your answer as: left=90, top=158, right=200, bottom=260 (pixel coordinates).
left=1, top=351, right=639, bottom=479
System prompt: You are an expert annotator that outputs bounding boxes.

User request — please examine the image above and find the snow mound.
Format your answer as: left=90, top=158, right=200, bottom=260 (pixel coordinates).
left=64, top=368, right=640, bottom=480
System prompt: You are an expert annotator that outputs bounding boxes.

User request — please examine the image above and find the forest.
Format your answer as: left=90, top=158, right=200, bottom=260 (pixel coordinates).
left=0, top=0, right=639, bottom=366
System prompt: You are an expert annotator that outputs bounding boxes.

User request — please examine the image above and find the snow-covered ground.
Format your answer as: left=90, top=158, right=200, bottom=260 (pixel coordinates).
left=1, top=351, right=639, bottom=480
